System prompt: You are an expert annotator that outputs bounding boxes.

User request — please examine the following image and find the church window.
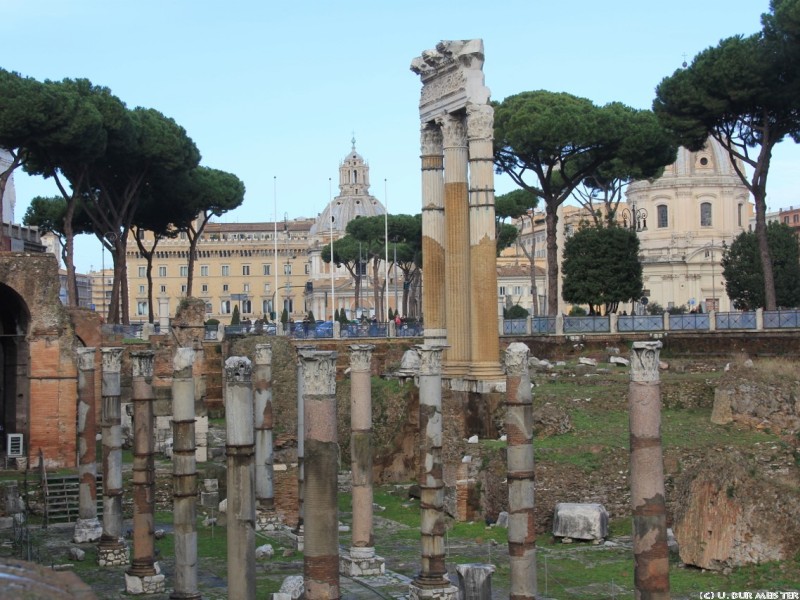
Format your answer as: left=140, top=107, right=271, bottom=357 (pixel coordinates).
left=700, top=202, right=712, bottom=227
left=657, top=205, right=668, bottom=228
left=699, top=157, right=709, bottom=166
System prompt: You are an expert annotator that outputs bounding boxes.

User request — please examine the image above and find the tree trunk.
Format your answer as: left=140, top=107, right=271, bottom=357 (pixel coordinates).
left=753, top=190, right=777, bottom=310
left=545, top=202, right=559, bottom=316
left=63, top=201, right=79, bottom=307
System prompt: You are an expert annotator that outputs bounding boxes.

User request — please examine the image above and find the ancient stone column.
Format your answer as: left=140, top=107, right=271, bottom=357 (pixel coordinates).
left=225, top=356, right=257, bottom=600
left=504, top=343, right=537, bottom=600
left=629, top=341, right=670, bottom=600
left=341, top=344, right=384, bottom=577
left=97, top=347, right=129, bottom=567
left=467, top=103, right=502, bottom=380
left=126, top=350, right=165, bottom=595
left=420, top=123, right=446, bottom=348
left=74, top=347, right=102, bottom=544
left=410, top=345, right=458, bottom=600
left=301, top=350, right=340, bottom=600
left=294, top=344, right=315, bottom=546
left=254, top=344, right=275, bottom=527
left=171, top=347, right=200, bottom=600
left=438, top=113, right=471, bottom=376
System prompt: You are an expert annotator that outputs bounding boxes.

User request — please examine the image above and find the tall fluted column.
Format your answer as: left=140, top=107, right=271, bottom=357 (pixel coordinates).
left=410, top=345, right=458, bottom=600
left=254, top=344, right=275, bottom=515
left=171, top=347, right=200, bottom=600
left=126, top=350, right=165, bottom=594
left=420, top=123, right=446, bottom=347
left=225, top=357, right=256, bottom=600
left=439, top=113, right=471, bottom=376
left=504, top=343, right=537, bottom=600
left=74, top=347, right=102, bottom=544
left=98, top=347, right=128, bottom=567
left=629, top=341, right=670, bottom=600
left=301, top=351, right=340, bottom=600
left=467, top=103, right=503, bottom=380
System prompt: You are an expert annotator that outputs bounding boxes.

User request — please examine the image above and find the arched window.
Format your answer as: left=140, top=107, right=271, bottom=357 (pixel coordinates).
left=700, top=202, right=712, bottom=227
left=657, top=205, right=668, bottom=228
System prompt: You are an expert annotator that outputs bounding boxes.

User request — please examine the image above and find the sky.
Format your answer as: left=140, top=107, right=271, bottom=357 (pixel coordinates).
left=3, top=0, right=798, bottom=273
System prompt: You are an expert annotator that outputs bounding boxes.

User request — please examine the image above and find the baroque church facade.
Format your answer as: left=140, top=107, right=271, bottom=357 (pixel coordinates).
left=125, top=142, right=392, bottom=323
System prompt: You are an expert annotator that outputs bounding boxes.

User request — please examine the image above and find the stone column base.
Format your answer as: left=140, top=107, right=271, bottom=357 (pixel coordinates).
left=339, top=548, right=385, bottom=576
left=408, top=581, right=459, bottom=600
left=125, top=563, right=166, bottom=595
left=73, top=517, right=103, bottom=543
left=255, top=509, right=283, bottom=532
left=282, top=525, right=304, bottom=552
left=97, top=541, right=130, bottom=566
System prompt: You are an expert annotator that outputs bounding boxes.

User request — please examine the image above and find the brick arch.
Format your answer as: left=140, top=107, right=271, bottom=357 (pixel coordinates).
left=0, top=281, right=31, bottom=451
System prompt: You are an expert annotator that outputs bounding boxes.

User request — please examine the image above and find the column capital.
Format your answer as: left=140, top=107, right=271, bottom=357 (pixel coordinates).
left=224, top=356, right=253, bottom=383
left=349, top=344, right=375, bottom=373
left=77, top=347, right=96, bottom=371
left=466, top=103, right=494, bottom=142
left=254, top=343, right=272, bottom=366
left=504, top=342, right=530, bottom=377
left=130, top=350, right=155, bottom=378
left=436, top=113, right=467, bottom=148
left=173, top=347, right=195, bottom=373
left=630, top=341, right=662, bottom=383
left=300, top=351, right=338, bottom=396
left=415, top=344, right=446, bottom=376
left=420, top=123, right=443, bottom=156
left=101, top=347, right=123, bottom=373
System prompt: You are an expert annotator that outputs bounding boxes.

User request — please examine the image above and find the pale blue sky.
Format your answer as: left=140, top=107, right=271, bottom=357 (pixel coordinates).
left=3, top=0, right=798, bottom=272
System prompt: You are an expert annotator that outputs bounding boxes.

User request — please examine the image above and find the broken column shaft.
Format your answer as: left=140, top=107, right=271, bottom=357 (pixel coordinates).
left=410, top=344, right=458, bottom=600
left=504, top=343, right=537, bottom=600
left=301, top=350, right=340, bottom=600
left=253, top=344, right=275, bottom=514
left=629, top=341, right=670, bottom=600
left=126, top=350, right=165, bottom=594
left=98, top=347, right=128, bottom=566
left=171, top=347, right=200, bottom=600
left=74, top=347, right=102, bottom=544
left=225, top=356, right=257, bottom=600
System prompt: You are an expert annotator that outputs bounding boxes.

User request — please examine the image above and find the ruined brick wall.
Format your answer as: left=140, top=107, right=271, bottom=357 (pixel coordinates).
left=0, top=253, right=79, bottom=468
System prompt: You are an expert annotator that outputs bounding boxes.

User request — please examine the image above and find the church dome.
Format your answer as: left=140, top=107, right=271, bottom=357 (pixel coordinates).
left=310, top=139, right=386, bottom=236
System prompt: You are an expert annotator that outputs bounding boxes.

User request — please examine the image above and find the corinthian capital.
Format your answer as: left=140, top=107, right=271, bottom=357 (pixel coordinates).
left=466, top=103, right=494, bottom=142
left=101, top=347, right=123, bottom=374
left=630, top=341, right=662, bottom=383
left=436, top=113, right=467, bottom=148
left=420, top=124, right=443, bottom=156
left=416, top=344, right=445, bottom=376
left=131, top=350, right=155, bottom=378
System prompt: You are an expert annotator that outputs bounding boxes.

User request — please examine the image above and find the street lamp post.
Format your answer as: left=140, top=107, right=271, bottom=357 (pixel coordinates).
left=621, top=202, right=648, bottom=232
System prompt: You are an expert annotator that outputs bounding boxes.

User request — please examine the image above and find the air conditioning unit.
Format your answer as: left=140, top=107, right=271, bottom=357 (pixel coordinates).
left=7, top=434, right=23, bottom=458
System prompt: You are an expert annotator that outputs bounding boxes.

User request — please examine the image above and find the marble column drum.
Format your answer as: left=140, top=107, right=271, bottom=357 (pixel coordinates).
left=504, top=343, right=537, bottom=600
left=254, top=344, right=278, bottom=531
left=340, top=345, right=385, bottom=577
left=301, top=351, right=340, bottom=600
left=73, top=347, right=102, bottom=544
left=225, top=356, right=257, bottom=600
left=629, top=341, right=670, bottom=600
left=97, top=347, right=128, bottom=567
left=126, top=350, right=165, bottom=595
left=171, top=347, right=200, bottom=600
left=409, top=345, right=458, bottom=600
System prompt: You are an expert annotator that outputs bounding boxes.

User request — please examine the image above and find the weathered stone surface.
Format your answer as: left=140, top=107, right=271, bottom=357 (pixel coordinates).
left=255, top=544, right=274, bottom=559
left=552, top=503, right=608, bottom=541
left=712, top=370, right=800, bottom=433
left=533, top=403, right=572, bottom=437
left=672, top=450, right=800, bottom=570
left=279, top=574, right=304, bottom=598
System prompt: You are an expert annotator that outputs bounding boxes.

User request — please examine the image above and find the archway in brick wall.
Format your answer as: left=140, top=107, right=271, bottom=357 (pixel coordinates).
left=0, top=282, right=30, bottom=456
